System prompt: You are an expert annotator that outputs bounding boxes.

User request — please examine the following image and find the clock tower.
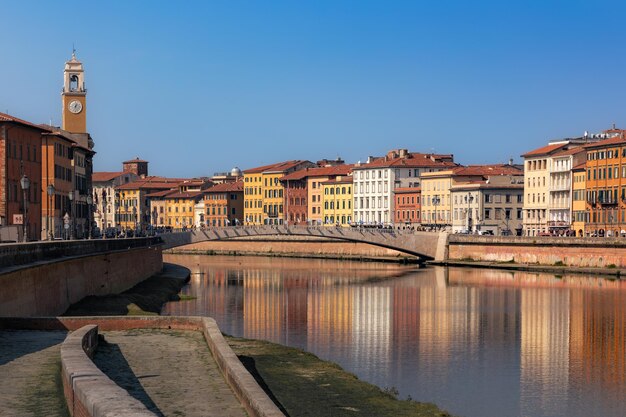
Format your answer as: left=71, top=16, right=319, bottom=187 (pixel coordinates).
left=61, top=51, right=87, bottom=134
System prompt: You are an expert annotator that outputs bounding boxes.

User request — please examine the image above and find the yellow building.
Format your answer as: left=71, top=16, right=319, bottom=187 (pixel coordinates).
left=321, top=176, right=353, bottom=226
left=164, top=191, right=203, bottom=229
left=420, top=170, right=454, bottom=228
left=243, top=160, right=313, bottom=225
left=571, top=163, right=587, bottom=235
left=115, top=177, right=183, bottom=232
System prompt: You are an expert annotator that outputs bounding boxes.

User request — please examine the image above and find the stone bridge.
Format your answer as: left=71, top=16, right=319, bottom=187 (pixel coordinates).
left=159, top=226, right=448, bottom=261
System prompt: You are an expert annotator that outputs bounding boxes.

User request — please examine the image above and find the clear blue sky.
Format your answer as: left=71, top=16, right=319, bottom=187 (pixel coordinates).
left=2, top=1, right=626, bottom=177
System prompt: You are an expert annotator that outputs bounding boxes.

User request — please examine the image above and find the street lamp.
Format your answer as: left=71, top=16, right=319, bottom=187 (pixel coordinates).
left=20, top=174, right=30, bottom=242
left=432, top=195, right=440, bottom=230
left=47, top=184, right=55, bottom=240
left=68, top=190, right=75, bottom=240
left=86, top=195, right=93, bottom=239
left=465, top=193, right=474, bottom=233
left=132, top=206, right=137, bottom=233
left=102, top=189, right=108, bottom=238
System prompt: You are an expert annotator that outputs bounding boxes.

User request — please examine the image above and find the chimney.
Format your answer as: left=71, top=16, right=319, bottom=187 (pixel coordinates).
left=509, top=158, right=513, bottom=166
left=399, top=149, right=408, bottom=158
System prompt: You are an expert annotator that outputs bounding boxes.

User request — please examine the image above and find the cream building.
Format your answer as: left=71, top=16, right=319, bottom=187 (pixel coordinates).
left=352, top=150, right=456, bottom=226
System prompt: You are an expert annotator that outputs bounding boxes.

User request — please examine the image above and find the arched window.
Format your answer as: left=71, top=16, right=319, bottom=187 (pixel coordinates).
left=70, top=74, right=79, bottom=92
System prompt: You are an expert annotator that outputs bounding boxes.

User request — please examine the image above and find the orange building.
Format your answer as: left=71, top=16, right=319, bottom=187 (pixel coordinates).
left=584, top=129, right=626, bottom=236
left=394, top=187, right=421, bottom=226
left=203, top=180, right=244, bottom=227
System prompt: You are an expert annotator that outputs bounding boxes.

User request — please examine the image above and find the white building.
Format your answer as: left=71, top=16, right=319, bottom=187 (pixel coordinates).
left=352, top=149, right=456, bottom=225
left=92, top=171, right=138, bottom=231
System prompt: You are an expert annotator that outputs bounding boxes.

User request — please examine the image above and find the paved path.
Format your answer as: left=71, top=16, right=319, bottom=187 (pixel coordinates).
left=0, top=330, right=70, bottom=417
left=94, top=329, right=248, bottom=417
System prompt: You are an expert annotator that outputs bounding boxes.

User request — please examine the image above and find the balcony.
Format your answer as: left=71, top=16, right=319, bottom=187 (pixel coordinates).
left=549, top=182, right=571, bottom=192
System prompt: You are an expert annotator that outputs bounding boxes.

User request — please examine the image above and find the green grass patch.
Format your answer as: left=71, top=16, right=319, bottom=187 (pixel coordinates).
left=553, top=261, right=565, bottom=267
left=177, top=294, right=197, bottom=301
left=227, top=336, right=454, bottom=417
left=607, top=264, right=617, bottom=269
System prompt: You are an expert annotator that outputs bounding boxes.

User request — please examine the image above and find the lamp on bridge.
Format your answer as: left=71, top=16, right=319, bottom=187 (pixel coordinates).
left=431, top=196, right=441, bottom=229
left=20, top=174, right=30, bottom=243
left=465, top=193, right=474, bottom=233
left=68, top=190, right=75, bottom=240
left=86, top=194, right=93, bottom=239
left=47, top=184, right=55, bottom=240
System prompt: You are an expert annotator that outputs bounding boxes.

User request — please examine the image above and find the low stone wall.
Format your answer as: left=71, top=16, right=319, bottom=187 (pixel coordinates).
left=61, top=324, right=155, bottom=417
left=0, top=245, right=163, bottom=317
left=3, top=316, right=285, bottom=417
left=448, top=235, right=626, bottom=268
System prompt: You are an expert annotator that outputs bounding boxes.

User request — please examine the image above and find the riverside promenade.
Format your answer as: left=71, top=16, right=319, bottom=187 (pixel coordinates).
left=0, top=328, right=248, bottom=417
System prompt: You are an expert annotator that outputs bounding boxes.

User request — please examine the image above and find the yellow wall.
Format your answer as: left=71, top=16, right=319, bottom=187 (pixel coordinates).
left=244, top=173, right=264, bottom=224
left=308, top=176, right=329, bottom=225
left=263, top=172, right=284, bottom=225
left=523, top=157, right=550, bottom=236
left=321, top=181, right=353, bottom=226
left=118, top=189, right=141, bottom=230
left=165, top=197, right=196, bottom=228
left=420, top=171, right=453, bottom=226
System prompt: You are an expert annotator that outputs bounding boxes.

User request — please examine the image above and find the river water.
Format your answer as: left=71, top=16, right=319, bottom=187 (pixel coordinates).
left=162, top=254, right=626, bottom=417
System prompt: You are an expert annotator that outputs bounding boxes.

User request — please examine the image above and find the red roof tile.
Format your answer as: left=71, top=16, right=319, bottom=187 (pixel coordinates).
left=521, top=143, right=568, bottom=157
left=92, top=172, right=125, bottom=182
left=281, top=165, right=354, bottom=181
left=583, top=135, right=626, bottom=149
left=354, top=152, right=457, bottom=169
left=572, top=162, right=586, bottom=171
left=394, top=187, right=421, bottom=193
left=116, top=176, right=187, bottom=190
left=205, top=181, right=244, bottom=193
left=322, top=177, right=353, bottom=185
left=244, top=160, right=311, bottom=174
left=452, top=164, right=523, bottom=176
left=145, top=189, right=177, bottom=198
left=0, top=112, right=52, bottom=132
left=165, top=191, right=204, bottom=199
left=123, top=157, right=148, bottom=163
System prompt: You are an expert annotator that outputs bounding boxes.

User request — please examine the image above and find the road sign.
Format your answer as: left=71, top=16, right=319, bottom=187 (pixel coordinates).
left=13, top=214, right=23, bottom=225
left=64, top=223, right=70, bottom=230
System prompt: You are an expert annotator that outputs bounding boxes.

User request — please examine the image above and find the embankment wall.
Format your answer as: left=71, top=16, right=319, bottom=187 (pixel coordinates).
left=0, top=245, right=163, bottom=317
left=448, top=235, right=626, bottom=268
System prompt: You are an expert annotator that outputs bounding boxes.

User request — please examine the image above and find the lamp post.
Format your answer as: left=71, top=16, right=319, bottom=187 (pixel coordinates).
left=115, top=191, right=120, bottom=237
left=465, top=193, right=474, bottom=233
left=432, top=195, right=440, bottom=230
left=68, top=190, right=75, bottom=240
left=20, top=174, right=30, bottom=242
left=47, top=184, right=55, bottom=240
left=152, top=207, right=158, bottom=234
left=102, top=189, right=108, bottom=238
left=132, top=206, right=137, bottom=234
left=86, top=195, right=93, bottom=239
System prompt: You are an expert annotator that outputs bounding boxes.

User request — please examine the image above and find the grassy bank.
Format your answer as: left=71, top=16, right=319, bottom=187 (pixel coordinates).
left=228, top=336, right=452, bottom=417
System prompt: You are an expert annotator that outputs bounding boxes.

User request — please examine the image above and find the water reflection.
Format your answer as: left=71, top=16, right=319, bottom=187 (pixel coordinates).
left=162, top=255, right=626, bottom=417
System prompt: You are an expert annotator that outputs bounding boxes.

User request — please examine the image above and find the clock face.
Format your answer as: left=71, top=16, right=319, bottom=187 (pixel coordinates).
left=68, top=100, right=83, bottom=114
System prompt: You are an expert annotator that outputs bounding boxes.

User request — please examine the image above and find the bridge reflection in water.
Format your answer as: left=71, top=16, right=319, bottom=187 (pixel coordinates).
left=162, top=255, right=626, bottom=417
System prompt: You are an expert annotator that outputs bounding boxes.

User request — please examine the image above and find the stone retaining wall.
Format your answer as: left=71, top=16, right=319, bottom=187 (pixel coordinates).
left=0, top=245, right=163, bottom=317
left=448, top=235, right=626, bottom=268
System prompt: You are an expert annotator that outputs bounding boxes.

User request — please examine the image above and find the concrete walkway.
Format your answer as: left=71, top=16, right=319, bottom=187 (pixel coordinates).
left=0, top=328, right=248, bottom=417
left=94, top=329, right=248, bottom=417
left=0, top=330, right=70, bottom=417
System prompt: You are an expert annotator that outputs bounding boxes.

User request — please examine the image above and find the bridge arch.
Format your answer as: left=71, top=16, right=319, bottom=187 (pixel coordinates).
left=159, top=226, right=446, bottom=261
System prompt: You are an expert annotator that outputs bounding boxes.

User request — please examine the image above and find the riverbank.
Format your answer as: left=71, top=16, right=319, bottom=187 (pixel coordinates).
left=64, top=261, right=452, bottom=417
left=165, top=238, right=420, bottom=263
left=435, top=259, right=624, bottom=278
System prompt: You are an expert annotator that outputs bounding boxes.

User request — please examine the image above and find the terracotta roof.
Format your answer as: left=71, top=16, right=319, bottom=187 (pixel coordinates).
left=521, top=143, right=568, bottom=157
left=452, top=164, right=523, bottom=177
left=572, top=162, right=587, bottom=171
left=552, top=147, right=586, bottom=157
left=165, top=191, right=204, bottom=199
left=281, top=164, right=354, bottom=181
left=92, top=172, right=125, bottom=182
left=322, top=177, right=353, bottom=185
left=583, top=135, right=626, bottom=149
left=244, top=160, right=311, bottom=174
left=205, top=181, right=244, bottom=193
left=123, top=157, right=148, bottom=164
left=354, top=152, right=457, bottom=169
left=394, top=187, right=421, bottom=194
left=145, top=189, right=177, bottom=198
left=116, top=176, right=186, bottom=190
left=0, top=112, right=52, bottom=132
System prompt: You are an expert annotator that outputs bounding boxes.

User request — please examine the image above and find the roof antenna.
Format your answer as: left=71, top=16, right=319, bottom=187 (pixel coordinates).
left=72, top=43, right=76, bottom=58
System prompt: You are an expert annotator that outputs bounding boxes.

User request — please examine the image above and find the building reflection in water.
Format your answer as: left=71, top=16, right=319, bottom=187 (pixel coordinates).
left=163, top=255, right=626, bottom=417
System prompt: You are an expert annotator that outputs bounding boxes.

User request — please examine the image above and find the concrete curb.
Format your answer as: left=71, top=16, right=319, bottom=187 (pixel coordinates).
left=60, top=324, right=156, bottom=416
left=201, top=317, right=284, bottom=417
left=4, top=316, right=285, bottom=417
